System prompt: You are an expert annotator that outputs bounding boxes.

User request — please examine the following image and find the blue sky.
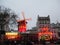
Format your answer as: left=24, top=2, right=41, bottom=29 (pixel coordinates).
left=0, top=0, right=60, bottom=29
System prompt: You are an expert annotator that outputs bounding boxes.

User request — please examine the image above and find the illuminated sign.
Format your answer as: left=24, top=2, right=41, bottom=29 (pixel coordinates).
left=5, top=32, right=19, bottom=39
left=38, top=32, right=52, bottom=40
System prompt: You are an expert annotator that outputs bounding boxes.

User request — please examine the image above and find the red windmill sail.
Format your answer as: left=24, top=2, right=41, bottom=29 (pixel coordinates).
left=17, top=12, right=31, bottom=33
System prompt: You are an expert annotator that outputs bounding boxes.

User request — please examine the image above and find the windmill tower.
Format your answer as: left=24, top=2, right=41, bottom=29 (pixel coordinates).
left=17, top=12, right=31, bottom=33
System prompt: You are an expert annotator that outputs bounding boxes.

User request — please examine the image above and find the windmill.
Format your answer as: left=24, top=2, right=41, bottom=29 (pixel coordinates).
left=17, top=11, right=31, bottom=33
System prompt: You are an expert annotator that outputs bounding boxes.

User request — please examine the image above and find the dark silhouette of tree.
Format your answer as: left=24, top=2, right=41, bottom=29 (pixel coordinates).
left=0, top=6, right=18, bottom=45
left=0, top=6, right=18, bottom=33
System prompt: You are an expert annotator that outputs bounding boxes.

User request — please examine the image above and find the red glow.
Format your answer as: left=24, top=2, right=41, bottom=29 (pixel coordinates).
left=38, top=32, right=52, bottom=40
left=38, top=26, right=53, bottom=40
left=18, top=27, right=26, bottom=32
left=40, top=27, right=49, bottom=32
left=18, top=20, right=26, bottom=32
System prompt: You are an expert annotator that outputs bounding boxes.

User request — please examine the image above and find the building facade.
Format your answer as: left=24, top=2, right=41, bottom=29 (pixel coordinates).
left=51, top=22, right=60, bottom=38
left=51, top=23, right=60, bottom=32
left=36, top=15, right=50, bottom=32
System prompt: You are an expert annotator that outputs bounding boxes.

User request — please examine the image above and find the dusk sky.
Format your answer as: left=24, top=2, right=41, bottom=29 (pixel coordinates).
left=0, top=0, right=60, bottom=29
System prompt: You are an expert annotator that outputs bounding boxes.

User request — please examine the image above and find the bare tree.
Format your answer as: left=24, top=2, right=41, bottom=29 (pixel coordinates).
left=0, top=6, right=18, bottom=32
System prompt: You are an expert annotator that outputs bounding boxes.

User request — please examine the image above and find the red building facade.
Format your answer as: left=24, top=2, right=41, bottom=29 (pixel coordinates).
left=36, top=15, right=52, bottom=41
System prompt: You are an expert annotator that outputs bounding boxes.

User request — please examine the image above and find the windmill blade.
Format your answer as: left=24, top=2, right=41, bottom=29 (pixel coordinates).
left=21, top=11, right=25, bottom=20
left=17, top=11, right=31, bottom=23
left=17, top=18, right=31, bottom=22
left=25, top=18, right=32, bottom=21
